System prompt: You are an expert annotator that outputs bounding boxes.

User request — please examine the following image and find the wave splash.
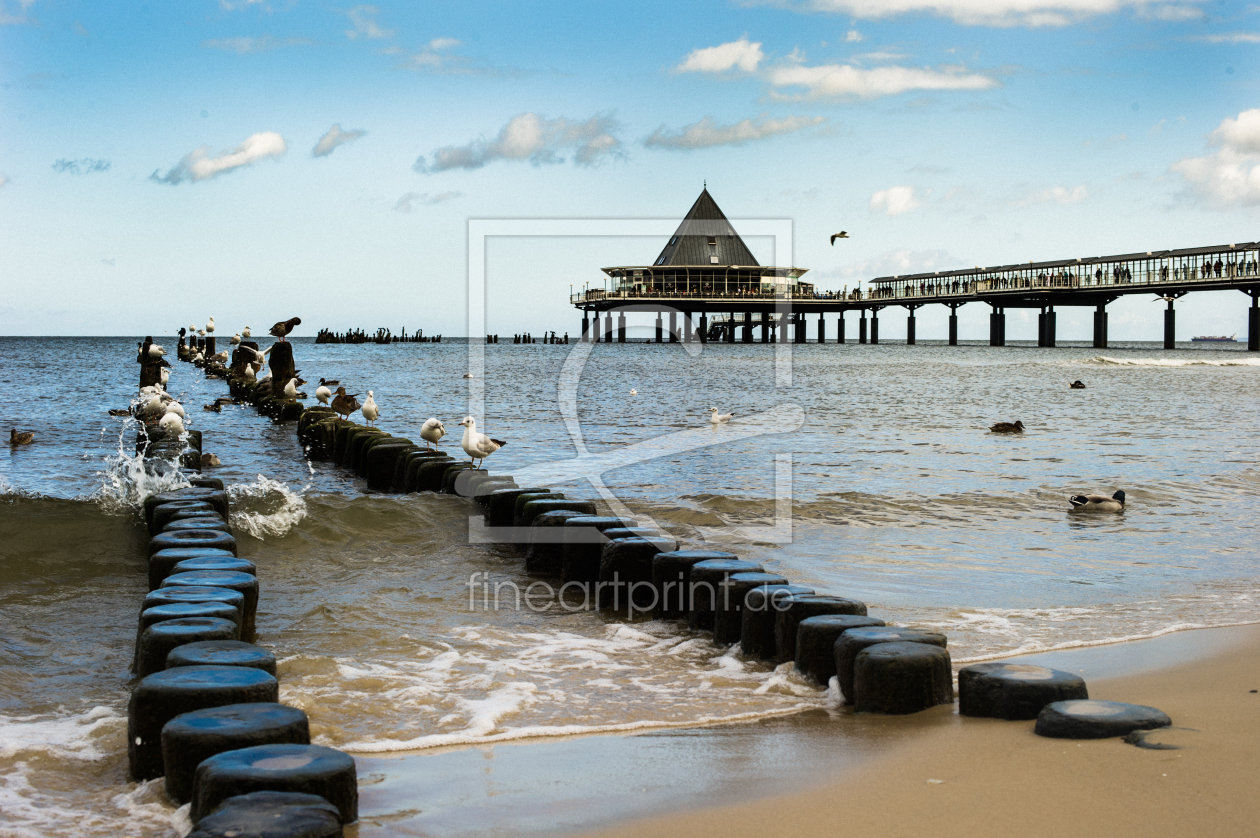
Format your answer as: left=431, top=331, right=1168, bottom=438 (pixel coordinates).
left=229, top=475, right=308, bottom=539
left=92, top=417, right=189, bottom=515
left=1087, top=355, right=1260, bottom=367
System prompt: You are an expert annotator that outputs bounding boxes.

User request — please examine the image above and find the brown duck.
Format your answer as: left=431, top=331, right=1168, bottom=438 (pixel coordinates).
left=10, top=429, right=34, bottom=445
left=989, top=420, right=1025, bottom=434
left=270, top=317, right=301, bottom=341
left=331, top=387, right=361, bottom=419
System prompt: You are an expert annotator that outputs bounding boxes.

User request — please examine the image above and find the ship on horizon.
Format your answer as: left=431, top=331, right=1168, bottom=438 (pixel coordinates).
left=1190, top=334, right=1237, bottom=342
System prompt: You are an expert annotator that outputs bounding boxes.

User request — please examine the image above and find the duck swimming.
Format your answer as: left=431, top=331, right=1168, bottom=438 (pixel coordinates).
left=1069, top=490, right=1125, bottom=512
left=990, top=420, right=1025, bottom=433
left=1070, top=380, right=1086, bottom=389
left=10, top=429, right=34, bottom=445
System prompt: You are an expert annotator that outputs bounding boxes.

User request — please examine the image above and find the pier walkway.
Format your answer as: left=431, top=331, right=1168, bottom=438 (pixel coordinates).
left=572, top=241, right=1260, bottom=350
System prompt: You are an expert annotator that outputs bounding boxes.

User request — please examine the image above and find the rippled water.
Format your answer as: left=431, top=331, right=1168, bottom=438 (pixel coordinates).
left=1, top=335, right=1258, bottom=836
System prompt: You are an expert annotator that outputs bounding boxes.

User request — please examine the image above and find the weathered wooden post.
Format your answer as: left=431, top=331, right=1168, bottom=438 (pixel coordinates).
left=267, top=341, right=296, bottom=398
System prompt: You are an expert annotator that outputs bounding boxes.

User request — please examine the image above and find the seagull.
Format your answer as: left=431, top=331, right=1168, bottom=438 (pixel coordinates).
left=242, top=326, right=252, bottom=339
left=189, top=324, right=197, bottom=334
left=630, top=389, right=638, bottom=396
left=212, top=350, right=229, bottom=363
left=458, top=416, right=506, bottom=468
left=361, top=391, right=380, bottom=426
left=1069, top=490, right=1125, bottom=513
left=420, top=418, right=445, bottom=450
left=990, top=420, right=1025, bottom=433
left=270, top=317, right=301, bottom=341
left=9, top=429, right=34, bottom=446
left=159, top=412, right=184, bottom=435
left=197, top=329, right=206, bottom=337
left=331, top=387, right=360, bottom=420
left=284, top=378, right=298, bottom=400
left=164, top=402, right=186, bottom=419
left=206, top=317, right=215, bottom=334
left=1070, top=380, right=1086, bottom=389
left=830, top=231, right=850, bottom=245
left=709, top=407, right=733, bottom=424
left=315, top=381, right=332, bottom=404
left=147, top=344, right=166, bottom=358
left=160, top=368, right=170, bottom=386
left=462, top=373, right=474, bottom=379
left=243, top=364, right=256, bottom=381
left=230, top=333, right=241, bottom=346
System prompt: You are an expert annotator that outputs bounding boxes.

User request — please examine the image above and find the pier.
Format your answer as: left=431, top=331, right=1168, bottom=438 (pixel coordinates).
left=571, top=190, right=1260, bottom=350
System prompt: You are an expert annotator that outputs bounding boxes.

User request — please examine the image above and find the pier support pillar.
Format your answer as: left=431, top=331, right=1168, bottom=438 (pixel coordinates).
left=684, top=312, right=694, bottom=344
left=837, top=314, right=845, bottom=345
left=906, top=312, right=916, bottom=346
left=1250, top=293, right=1259, bottom=351
left=726, top=313, right=736, bottom=343
left=582, top=316, right=590, bottom=343
left=1046, top=308, right=1057, bottom=348
left=817, top=313, right=826, bottom=343
left=742, top=314, right=753, bottom=343
left=604, top=314, right=613, bottom=343
left=617, top=313, right=626, bottom=343
left=1093, top=305, right=1108, bottom=349
left=1037, top=308, right=1046, bottom=347
left=669, top=311, right=678, bottom=343
left=859, top=311, right=867, bottom=344
left=1164, top=300, right=1175, bottom=349
left=795, top=315, right=806, bottom=344
left=698, top=313, right=708, bottom=344
left=655, top=313, right=663, bottom=343
left=989, top=308, right=1005, bottom=347
left=761, top=312, right=770, bottom=343
left=948, top=305, right=959, bottom=346
left=871, top=311, right=880, bottom=345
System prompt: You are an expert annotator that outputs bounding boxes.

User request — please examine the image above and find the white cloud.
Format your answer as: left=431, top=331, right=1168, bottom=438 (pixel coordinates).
left=799, top=1, right=1208, bottom=27
left=768, top=62, right=998, bottom=99
left=414, top=113, right=623, bottom=172
left=846, top=29, right=863, bottom=42
left=52, top=158, right=111, bottom=175
left=644, top=114, right=824, bottom=150
left=203, top=35, right=312, bottom=54
left=151, top=131, right=286, bottom=185
left=1189, top=32, right=1260, bottom=44
left=0, top=174, right=8, bottom=188
left=1171, top=108, right=1260, bottom=206
left=397, top=37, right=468, bottom=72
left=1, top=0, right=36, bottom=25
left=1019, top=184, right=1088, bottom=205
left=312, top=124, right=367, bottom=157
left=870, top=185, right=921, bottom=215
left=675, top=38, right=764, bottom=73
left=393, top=191, right=462, bottom=212
left=345, top=5, right=392, bottom=40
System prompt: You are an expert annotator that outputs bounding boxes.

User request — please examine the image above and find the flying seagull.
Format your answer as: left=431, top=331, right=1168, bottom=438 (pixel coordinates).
left=830, top=232, right=850, bottom=245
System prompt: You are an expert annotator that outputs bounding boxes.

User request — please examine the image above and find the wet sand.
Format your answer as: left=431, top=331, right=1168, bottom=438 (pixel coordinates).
left=578, top=624, right=1260, bottom=838
left=350, top=624, right=1260, bottom=837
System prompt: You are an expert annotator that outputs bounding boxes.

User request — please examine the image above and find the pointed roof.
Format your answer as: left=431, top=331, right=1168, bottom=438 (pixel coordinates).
left=651, top=188, right=760, bottom=268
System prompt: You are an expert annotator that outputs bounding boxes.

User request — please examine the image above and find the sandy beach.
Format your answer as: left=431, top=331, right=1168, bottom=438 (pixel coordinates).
left=580, top=624, right=1260, bottom=838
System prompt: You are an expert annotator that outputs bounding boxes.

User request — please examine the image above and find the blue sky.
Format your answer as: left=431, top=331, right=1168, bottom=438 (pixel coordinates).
left=1, top=0, right=1258, bottom=339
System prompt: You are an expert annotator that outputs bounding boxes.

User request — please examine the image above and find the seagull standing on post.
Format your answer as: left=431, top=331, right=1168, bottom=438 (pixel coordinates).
left=458, top=416, right=506, bottom=468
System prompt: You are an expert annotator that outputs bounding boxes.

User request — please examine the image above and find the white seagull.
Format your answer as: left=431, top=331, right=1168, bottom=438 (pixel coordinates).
left=284, top=378, right=298, bottom=399
left=243, top=364, right=256, bottom=381
left=361, top=391, right=380, bottom=426
left=147, top=344, right=166, bottom=358
left=160, top=368, right=170, bottom=386
left=315, top=382, right=332, bottom=405
left=420, top=417, right=446, bottom=450
left=242, top=326, right=252, bottom=339
left=159, top=412, right=184, bottom=435
left=458, top=416, right=506, bottom=468
left=630, top=389, right=638, bottom=396
left=230, top=333, right=241, bottom=346
left=206, top=317, right=215, bottom=334
left=164, top=401, right=186, bottom=419
left=709, top=407, right=734, bottom=424
left=1069, top=490, right=1126, bottom=513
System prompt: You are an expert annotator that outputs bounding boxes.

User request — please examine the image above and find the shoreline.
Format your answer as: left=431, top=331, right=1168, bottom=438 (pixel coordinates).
left=349, top=623, right=1260, bottom=836
left=573, top=622, right=1260, bottom=838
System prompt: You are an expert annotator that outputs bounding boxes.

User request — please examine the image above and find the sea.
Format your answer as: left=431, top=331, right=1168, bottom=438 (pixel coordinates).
left=1, top=335, right=1257, bottom=836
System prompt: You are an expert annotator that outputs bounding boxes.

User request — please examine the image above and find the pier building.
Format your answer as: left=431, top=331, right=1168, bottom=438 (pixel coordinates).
left=571, top=190, right=1260, bottom=350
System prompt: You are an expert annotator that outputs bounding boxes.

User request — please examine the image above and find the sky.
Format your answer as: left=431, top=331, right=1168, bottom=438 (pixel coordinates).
left=1, top=0, right=1259, bottom=340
